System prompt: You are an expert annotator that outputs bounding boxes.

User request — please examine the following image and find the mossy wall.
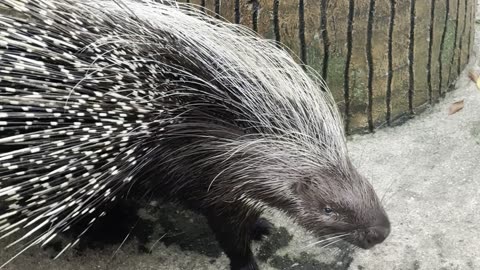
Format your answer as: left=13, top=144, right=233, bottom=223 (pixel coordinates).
left=180, top=0, right=476, bottom=133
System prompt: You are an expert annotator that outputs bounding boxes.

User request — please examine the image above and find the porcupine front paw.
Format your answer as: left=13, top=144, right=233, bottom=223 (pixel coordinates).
left=251, top=217, right=273, bottom=241
left=205, top=205, right=261, bottom=270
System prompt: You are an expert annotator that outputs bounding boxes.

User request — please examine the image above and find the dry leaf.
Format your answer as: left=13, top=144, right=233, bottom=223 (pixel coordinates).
left=468, top=70, right=478, bottom=81
left=468, top=70, right=480, bottom=91
left=448, top=100, right=464, bottom=115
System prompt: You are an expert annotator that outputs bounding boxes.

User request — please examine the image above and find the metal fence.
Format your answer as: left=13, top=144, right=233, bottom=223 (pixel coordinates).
left=180, top=0, right=476, bottom=134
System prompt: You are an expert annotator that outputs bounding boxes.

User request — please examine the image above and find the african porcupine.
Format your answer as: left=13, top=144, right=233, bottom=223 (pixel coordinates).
left=0, top=0, right=390, bottom=269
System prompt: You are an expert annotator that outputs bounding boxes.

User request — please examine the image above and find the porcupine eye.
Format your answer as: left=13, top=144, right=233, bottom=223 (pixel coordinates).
left=323, top=207, right=334, bottom=215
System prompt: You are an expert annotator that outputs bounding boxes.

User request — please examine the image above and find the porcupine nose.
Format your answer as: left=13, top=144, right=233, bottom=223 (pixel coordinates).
left=363, top=226, right=390, bottom=248
left=362, top=215, right=390, bottom=249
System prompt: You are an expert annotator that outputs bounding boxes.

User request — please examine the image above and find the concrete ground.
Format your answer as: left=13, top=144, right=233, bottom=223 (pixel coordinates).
left=2, top=7, right=480, bottom=270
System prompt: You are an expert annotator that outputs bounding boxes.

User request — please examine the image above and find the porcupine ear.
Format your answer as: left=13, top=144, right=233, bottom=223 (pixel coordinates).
left=290, top=178, right=314, bottom=195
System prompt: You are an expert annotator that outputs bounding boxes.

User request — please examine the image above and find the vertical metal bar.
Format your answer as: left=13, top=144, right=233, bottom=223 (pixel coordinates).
left=386, top=0, right=396, bottom=125
left=438, top=0, right=450, bottom=97
left=447, top=0, right=461, bottom=86
left=457, top=0, right=468, bottom=75
left=215, top=0, right=221, bottom=19
left=235, top=0, right=240, bottom=24
left=467, top=0, right=473, bottom=62
left=366, top=0, right=376, bottom=131
left=408, top=0, right=416, bottom=115
left=427, top=0, right=436, bottom=104
left=298, top=0, right=307, bottom=66
left=344, top=0, right=355, bottom=133
left=252, top=0, right=259, bottom=32
left=273, top=0, right=281, bottom=45
left=320, top=0, right=330, bottom=80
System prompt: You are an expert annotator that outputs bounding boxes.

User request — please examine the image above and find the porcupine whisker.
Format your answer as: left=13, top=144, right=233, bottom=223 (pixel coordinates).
left=310, top=238, right=342, bottom=250
left=319, top=238, right=347, bottom=250
left=301, top=232, right=344, bottom=246
left=301, top=233, right=350, bottom=250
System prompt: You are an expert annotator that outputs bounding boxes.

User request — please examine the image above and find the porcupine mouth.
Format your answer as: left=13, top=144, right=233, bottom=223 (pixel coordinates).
left=348, top=227, right=390, bottom=249
left=326, top=233, right=366, bottom=250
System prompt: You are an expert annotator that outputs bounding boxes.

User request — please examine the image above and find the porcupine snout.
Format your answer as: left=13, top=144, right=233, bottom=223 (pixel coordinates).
left=359, top=213, right=390, bottom=249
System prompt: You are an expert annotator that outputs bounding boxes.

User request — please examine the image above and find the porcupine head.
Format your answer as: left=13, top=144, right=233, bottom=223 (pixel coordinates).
left=0, top=0, right=390, bottom=268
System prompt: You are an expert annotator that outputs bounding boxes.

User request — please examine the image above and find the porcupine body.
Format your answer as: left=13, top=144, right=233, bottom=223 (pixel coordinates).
left=0, top=1, right=390, bottom=269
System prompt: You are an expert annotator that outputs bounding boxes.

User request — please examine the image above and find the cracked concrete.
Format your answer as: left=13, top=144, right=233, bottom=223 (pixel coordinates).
left=1, top=5, right=480, bottom=270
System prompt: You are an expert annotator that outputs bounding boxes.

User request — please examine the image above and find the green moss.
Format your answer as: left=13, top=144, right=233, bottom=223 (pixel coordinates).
left=306, top=44, right=324, bottom=73
left=327, top=55, right=347, bottom=91
left=350, top=69, right=368, bottom=104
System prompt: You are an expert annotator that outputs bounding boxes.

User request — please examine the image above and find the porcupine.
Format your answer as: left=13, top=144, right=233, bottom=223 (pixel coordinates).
left=0, top=0, right=391, bottom=269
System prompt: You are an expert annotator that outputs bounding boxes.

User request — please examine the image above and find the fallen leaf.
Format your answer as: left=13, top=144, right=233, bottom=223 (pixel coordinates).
left=468, top=71, right=478, bottom=81
left=448, top=100, right=464, bottom=115
left=468, top=70, right=480, bottom=91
